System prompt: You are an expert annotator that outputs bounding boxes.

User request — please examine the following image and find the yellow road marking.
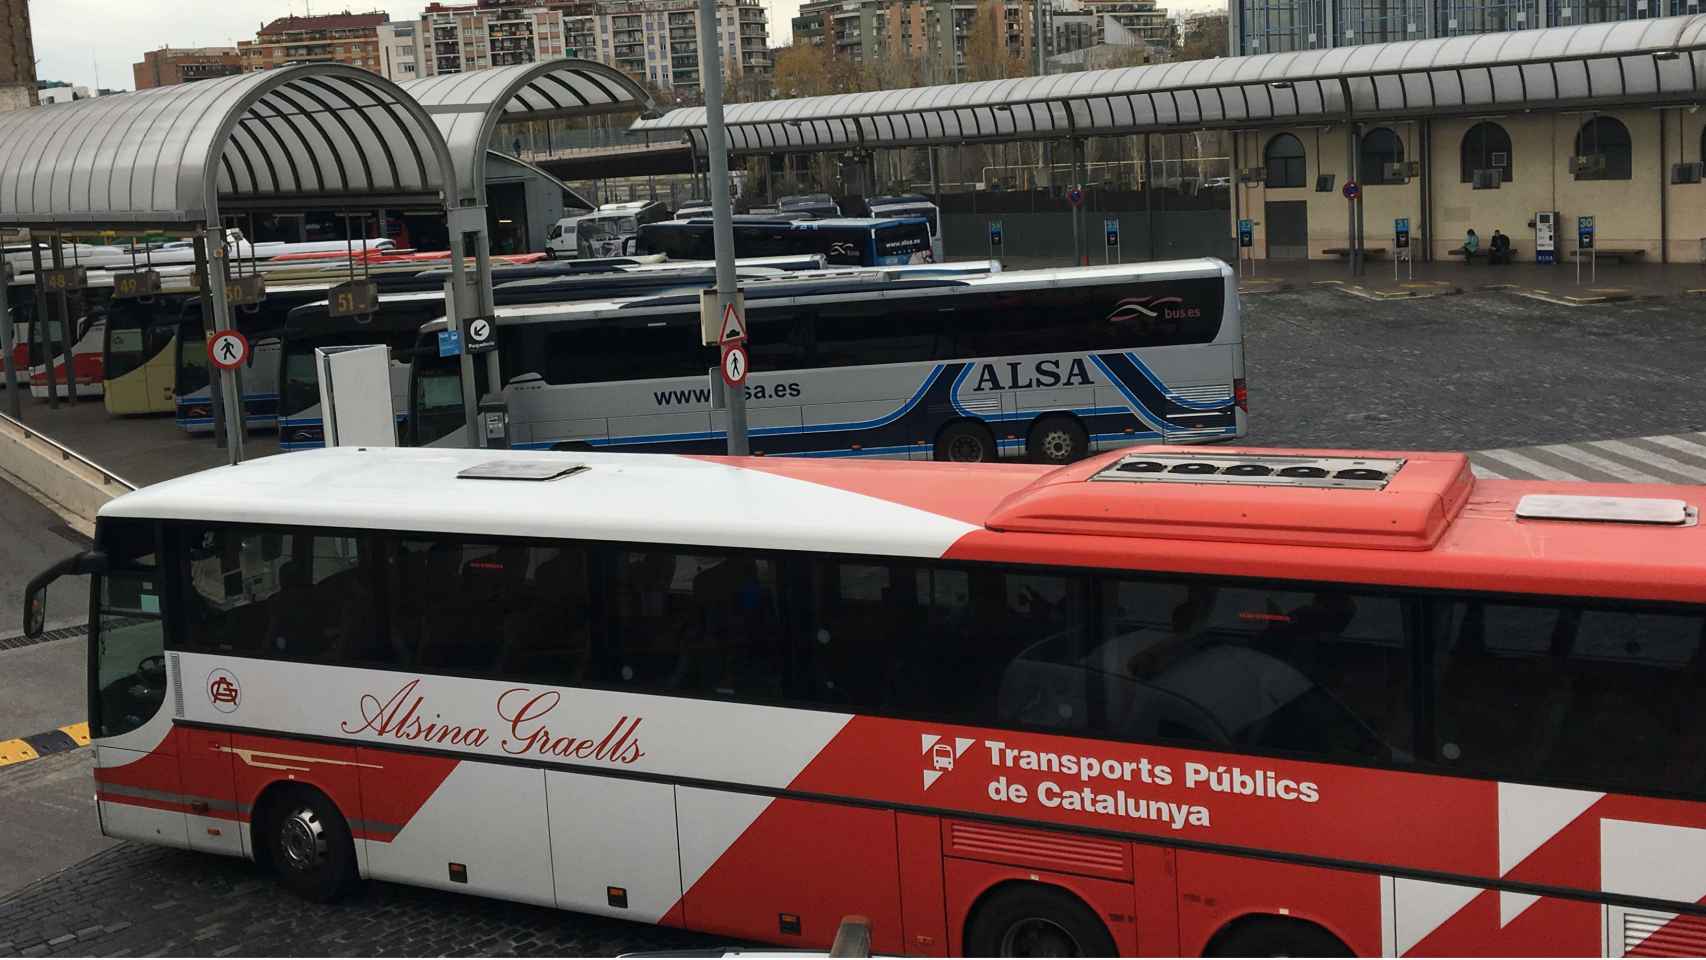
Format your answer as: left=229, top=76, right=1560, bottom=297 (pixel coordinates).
left=0, top=738, right=41, bottom=766
left=59, top=722, right=91, bottom=746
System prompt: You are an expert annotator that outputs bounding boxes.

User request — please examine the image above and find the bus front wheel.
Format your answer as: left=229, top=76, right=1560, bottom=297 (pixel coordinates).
left=262, top=785, right=358, bottom=903
left=1028, top=415, right=1088, bottom=465
left=965, top=883, right=1116, bottom=957
left=935, top=421, right=997, bottom=463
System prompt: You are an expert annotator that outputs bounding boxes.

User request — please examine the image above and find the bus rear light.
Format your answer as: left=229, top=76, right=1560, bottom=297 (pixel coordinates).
left=448, top=862, right=468, bottom=883
left=779, top=913, right=802, bottom=936
left=607, top=886, right=628, bottom=908
left=1234, top=378, right=1248, bottom=412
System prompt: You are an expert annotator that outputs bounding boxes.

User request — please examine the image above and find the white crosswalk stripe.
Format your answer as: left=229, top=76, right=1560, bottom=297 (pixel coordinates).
left=1471, top=433, right=1706, bottom=484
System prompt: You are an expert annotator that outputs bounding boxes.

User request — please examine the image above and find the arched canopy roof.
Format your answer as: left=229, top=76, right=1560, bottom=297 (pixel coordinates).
left=0, top=63, right=457, bottom=230
left=400, top=59, right=654, bottom=203
left=633, top=15, right=1706, bottom=155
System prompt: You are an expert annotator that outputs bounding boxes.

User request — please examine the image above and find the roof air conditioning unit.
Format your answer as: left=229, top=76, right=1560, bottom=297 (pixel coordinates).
left=1472, top=168, right=1502, bottom=189
left=1573, top=153, right=1606, bottom=177
left=1239, top=166, right=1267, bottom=183
left=1672, top=161, right=1705, bottom=184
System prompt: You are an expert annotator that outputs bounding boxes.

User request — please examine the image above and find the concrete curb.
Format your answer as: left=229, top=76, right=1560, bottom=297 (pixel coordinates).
left=0, top=415, right=131, bottom=529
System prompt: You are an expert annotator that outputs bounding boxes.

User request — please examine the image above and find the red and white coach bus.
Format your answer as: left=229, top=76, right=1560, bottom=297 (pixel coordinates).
left=23, top=445, right=1706, bottom=957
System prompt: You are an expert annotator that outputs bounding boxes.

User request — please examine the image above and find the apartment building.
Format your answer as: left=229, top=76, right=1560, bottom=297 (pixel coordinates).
left=380, top=0, right=769, bottom=95
left=132, top=47, right=244, bottom=89
left=1232, top=0, right=1697, bottom=56
left=792, top=0, right=1163, bottom=80
left=238, top=12, right=390, bottom=73
left=0, top=0, right=36, bottom=112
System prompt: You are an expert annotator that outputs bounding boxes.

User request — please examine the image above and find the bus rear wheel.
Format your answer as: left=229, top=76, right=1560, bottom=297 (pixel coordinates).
left=966, top=884, right=1116, bottom=957
left=935, top=421, right=997, bottom=463
left=263, top=785, right=357, bottom=903
left=1028, top=416, right=1088, bottom=465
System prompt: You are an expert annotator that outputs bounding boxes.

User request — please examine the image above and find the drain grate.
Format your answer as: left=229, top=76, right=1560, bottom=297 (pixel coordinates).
left=0, top=622, right=90, bottom=652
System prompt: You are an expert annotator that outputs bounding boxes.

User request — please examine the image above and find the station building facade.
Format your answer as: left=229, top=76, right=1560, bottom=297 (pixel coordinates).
left=1233, top=105, right=1706, bottom=261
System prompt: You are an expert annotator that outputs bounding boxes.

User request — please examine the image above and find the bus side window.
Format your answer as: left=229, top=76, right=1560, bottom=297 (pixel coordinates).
left=178, top=525, right=368, bottom=663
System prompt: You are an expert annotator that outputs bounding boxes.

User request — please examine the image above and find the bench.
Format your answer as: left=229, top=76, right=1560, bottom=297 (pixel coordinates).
left=1450, top=244, right=1520, bottom=263
left=1573, top=247, right=1646, bottom=262
left=1322, top=246, right=1388, bottom=259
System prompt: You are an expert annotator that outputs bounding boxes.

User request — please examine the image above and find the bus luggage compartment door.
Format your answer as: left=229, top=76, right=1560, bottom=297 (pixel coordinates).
left=177, top=726, right=244, bottom=857
left=545, top=772, right=683, bottom=923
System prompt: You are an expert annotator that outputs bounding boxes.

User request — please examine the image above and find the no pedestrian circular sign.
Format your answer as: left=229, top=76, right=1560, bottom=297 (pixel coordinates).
left=1342, top=181, right=1361, bottom=200
left=207, top=330, right=250, bottom=371
left=720, top=342, right=749, bottom=387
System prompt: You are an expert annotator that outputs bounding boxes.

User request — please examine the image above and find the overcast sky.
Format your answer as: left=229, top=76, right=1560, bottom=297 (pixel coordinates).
left=32, top=0, right=1221, bottom=92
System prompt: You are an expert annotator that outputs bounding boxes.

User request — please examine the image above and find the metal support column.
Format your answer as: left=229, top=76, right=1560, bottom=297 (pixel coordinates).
left=474, top=227, right=502, bottom=412
left=200, top=230, right=245, bottom=463
left=1144, top=134, right=1156, bottom=259
left=1420, top=119, right=1432, bottom=262
left=192, top=235, right=228, bottom=448
left=1660, top=109, right=1670, bottom=264
left=1345, top=124, right=1361, bottom=277
left=50, top=237, right=76, bottom=403
left=447, top=227, right=479, bottom=447
left=700, top=0, right=746, bottom=455
left=0, top=258, right=16, bottom=419
left=29, top=243, right=56, bottom=410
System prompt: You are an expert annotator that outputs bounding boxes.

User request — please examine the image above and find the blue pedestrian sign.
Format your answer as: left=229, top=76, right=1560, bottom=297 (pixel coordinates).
left=1067, top=186, right=1085, bottom=208
left=988, top=220, right=1003, bottom=248
left=1577, top=215, right=1595, bottom=251
left=437, top=329, right=463, bottom=357
left=1104, top=217, right=1120, bottom=248
left=1237, top=219, right=1254, bottom=248
left=1394, top=217, right=1411, bottom=249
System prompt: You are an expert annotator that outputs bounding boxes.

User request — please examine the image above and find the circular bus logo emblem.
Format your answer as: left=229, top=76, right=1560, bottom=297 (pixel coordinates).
left=207, top=669, right=241, bottom=713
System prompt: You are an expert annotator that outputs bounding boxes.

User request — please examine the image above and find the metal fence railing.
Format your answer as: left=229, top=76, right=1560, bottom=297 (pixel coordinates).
left=0, top=410, right=137, bottom=492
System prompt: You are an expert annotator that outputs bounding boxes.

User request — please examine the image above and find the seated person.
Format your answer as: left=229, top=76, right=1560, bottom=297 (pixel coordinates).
left=1488, top=229, right=1512, bottom=265
left=1461, top=229, right=1480, bottom=261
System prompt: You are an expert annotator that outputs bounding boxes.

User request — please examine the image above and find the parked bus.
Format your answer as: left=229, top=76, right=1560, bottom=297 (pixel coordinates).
left=411, top=260, right=1241, bottom=462
left=104, top=294, right=198, bottom=416
left=27, top=444, right=1706, bottom=957
left=636, top=216, right=935, bottom=267
left=866, top=195, right=945, bottom=264
left=274, top=259, right=836, bottom=449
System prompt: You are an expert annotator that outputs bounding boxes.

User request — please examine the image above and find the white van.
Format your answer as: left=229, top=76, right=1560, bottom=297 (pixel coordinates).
left=545, top=214, right=588, bottom=258
left=866, top=194, right=945, bottom=263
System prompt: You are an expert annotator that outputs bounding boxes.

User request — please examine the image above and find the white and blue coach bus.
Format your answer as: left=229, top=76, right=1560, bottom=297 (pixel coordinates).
left=409, top=259, right=1244, bottom=463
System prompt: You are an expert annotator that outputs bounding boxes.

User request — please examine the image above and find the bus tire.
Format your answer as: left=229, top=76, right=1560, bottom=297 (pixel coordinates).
left=261, top=785, right=358, bottom=904
left=1205, top=916, right=1352, bottom=957
left=935, top=421, right=997, bottom=463
left=965, top=883, right=1116, bottom=957
left=1028, top=415, right=1088, bottom=465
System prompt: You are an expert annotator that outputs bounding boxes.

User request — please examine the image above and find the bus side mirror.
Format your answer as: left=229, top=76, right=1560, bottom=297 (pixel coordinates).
left=23, top=551, right=106, bottom=638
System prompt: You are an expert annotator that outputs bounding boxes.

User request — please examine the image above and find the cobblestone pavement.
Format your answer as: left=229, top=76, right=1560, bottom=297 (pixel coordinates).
left=0, top=841, right=722, bottom=958
left=1240, top=287, right=1706, bottom=452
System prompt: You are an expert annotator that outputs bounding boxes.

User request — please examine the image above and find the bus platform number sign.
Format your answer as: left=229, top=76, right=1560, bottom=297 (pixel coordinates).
left=1342, top=181, right=1361, bottom=201
left=465, top=316, right=496, bottom=354
left=224, top=275, right=266, bottom=307
left=1238, top=219, right=1254, bottom=248
left=1578, top=216, right=1595, bottom=250
left=1395, top=218, right=1411, bottom=249
left=328, top=279, right=379, bottom=318
left=110, top=269, right=162, bottom=299
left=207, top=330, right=250, bottom=371
left=39, top=266, right=88, bottom=292
left=1104, top=218, right=1120, bottom=248
left=1067, top=186, right=1085, bottom=208
left=720, top=341, right=749, bottom=387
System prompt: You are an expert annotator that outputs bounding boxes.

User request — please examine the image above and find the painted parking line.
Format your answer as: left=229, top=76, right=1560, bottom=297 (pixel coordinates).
left=0, top=723, right=92, bottom=770
left=1472, top=432, right=1706, bottom=483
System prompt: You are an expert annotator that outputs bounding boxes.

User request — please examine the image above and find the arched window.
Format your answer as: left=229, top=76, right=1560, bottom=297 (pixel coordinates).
left=1359, top=127, right=1405, bottom=184
left=1574, top=116, right=1632, bottom=180
left=1460, top=121, right=1513, bottom=183
left=1263, top=133, right=1307, bottom=188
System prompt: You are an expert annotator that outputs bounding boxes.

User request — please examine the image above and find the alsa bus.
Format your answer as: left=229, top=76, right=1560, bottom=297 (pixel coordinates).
left=24, top=445, right=1706, bottom=957
left=636, top=216, right=935, bottom=267
left=411, top=260, right=1242, bottom=462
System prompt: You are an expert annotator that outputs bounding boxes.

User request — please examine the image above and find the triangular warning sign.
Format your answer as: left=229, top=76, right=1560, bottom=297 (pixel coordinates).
left=719, top=302, right=745, bottom=343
